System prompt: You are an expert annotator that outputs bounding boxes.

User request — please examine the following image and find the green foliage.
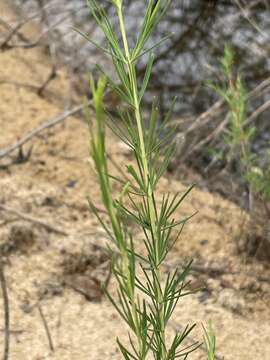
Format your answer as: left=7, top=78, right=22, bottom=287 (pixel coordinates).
left=206, top=147, right=225, bottom=163
left=212, top=44, right=270, bottom=204
left=203, top=322, right=216, bottom=360
left=247, top=150, right=270, bottom=202
left=82, top=1, right=217, bottom=359
left=210, top=45, right=254, bottom=167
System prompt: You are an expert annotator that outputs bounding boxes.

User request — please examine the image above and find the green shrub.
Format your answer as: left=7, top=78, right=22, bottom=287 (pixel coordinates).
left=212, top=44, right=270, bottom=211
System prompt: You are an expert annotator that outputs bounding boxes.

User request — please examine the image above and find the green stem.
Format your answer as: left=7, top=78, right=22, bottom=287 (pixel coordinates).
left=118, top=5, right=166, bottom=358
left=118, top=12, right=147, bottom=360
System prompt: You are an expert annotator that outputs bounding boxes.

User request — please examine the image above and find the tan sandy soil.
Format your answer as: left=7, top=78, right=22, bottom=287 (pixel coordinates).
left=0, top=1, right=269, bottom=359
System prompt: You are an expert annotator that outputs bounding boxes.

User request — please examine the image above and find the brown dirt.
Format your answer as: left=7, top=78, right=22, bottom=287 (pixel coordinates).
left=0, top=2, right=269, bottom=359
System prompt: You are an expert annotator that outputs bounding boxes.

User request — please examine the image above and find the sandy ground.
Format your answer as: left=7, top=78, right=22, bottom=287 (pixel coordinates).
left=0, top=1, right=270, bottom=359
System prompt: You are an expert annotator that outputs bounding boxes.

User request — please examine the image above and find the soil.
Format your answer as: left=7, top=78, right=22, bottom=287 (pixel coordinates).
left=0, top=2, right=269, bottom=359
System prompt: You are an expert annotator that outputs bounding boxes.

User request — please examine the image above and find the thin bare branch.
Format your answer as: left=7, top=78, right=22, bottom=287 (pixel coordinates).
left=37, top=304, right=54, bottom=352
left=0, top=204, right=68, bottom=236
left=0, top=5, right=52, bottom=50
left=234, top=0, right=269, bottom=39
left=245, top=98, right=270, bottom=127
left=0, top=101, right=92, bottom=160
left=0, top=259, right=9, bottom=360
left=184, top=99, right=224, bottom=135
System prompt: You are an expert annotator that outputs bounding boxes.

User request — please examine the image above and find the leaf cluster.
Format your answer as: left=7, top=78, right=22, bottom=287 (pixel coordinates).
left=203, top=322, right=216, bottom=360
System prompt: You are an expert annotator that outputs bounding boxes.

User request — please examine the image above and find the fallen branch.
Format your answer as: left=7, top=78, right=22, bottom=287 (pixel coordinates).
left=184, top=99, right=224, bottom=135
left=0, top=17, right=28, bottom=45
left=165, top=260, right=270, bottom=284
left=0, top=80, right=41, bottom=92
left=245, top=98, right=270, bottom=127
left=36, top=0, right=57, bottom=97
left=0, top=259, right=9, bottom=360
left=0, top=6, right=52, bottom=50
left=182, top=114, right=229, bottom=161
left=0, top=204, right=68, bottom=236
left=37, top=304, right=54, bottom=352
left=0, top=101, right=92, bottom=159
left=37, top=66, right=57, bottom=96
left=0, top=329, right=24, bottom=335
left=234, top=0, right=268, bottom=39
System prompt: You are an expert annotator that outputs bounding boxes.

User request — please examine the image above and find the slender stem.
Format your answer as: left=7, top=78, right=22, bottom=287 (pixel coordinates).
left=118, top=8, right=148, bottom=183
left=118, top=11, right=147, bottom=359
left=118, top=5, right=166, bottom=358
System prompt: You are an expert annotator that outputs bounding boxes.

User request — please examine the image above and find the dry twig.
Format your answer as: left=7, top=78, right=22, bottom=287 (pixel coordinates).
left=0, top=101, right=92, bottom=160
left=0, top=259, right=9, bottom=360
left=184, top=99, right=224, bottom=135
left=165, top=260, right=270, bottom=284
left=182, top=114, right=229, bottom=162
left=0, top=204, right=68, bottom=236
left=37, top=304, right=54, bottom=352
left=245, top=98, right=270, bottom=127
left=0, top=6, right=51, bottom=50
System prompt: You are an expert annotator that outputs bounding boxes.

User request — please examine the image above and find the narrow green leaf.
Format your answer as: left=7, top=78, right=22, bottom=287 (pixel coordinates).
left=139, top=53, right=155, bottom=103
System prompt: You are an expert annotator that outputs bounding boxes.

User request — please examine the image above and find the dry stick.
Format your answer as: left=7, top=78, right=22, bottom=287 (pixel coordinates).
left=182, top=114, right=229, bottom=162
left=0, top=203, right=108, bottom=238
left=1, top=15, right=36, bottom=49
left=37, top=65, right=57, bottom=97
left=36, top=0, right=57, bottom=96
left=0, top=101, right=92, bottom=160
left=247, top=76, right=270, bottom=99
left=0, top=10, right=74, bottom=51
left=164, top=260, right=270, bottom=284
left=0, top=17, right=28, bottom=44
left=3, top=31, right=49, bottom=50
left=234, top=0, right=268, bottom=39
left=0, top=259, right=9, bottom=360
left=0, top=204, right=68, bottom=236
left=0, top=80, right=41, bottom=92
left=0, top=329, right=24, bottom=335
left=218, top=0, right=265, bottom=34
left=245, top=98, right=270, bottom=127
left=184, top=99, right=224, bottom=135
left=0, top=5, right=52, bottom=50
left=37, top=304, right=54, bottom=352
